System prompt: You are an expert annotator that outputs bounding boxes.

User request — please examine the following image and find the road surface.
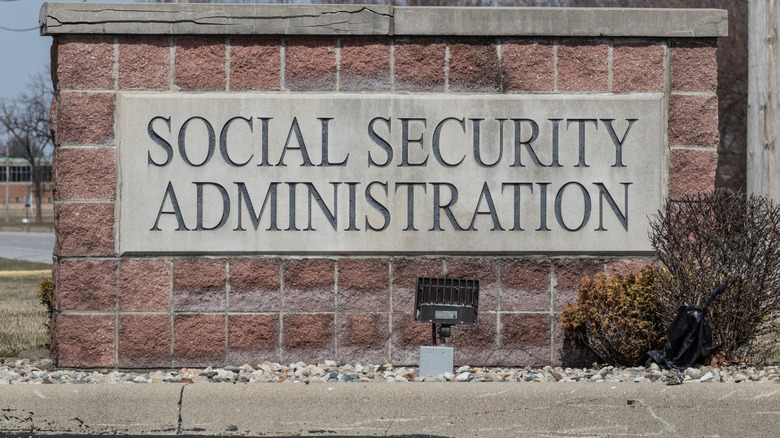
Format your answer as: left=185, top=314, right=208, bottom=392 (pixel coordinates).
left=0, top=231, right=55, bottom=264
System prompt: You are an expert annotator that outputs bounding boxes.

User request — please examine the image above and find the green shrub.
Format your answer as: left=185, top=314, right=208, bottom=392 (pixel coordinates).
left=37, top=276, right=54, bottom=346
left=561, top=267, right=665, bottom=366
left=650, top=190, right=780, bottom=363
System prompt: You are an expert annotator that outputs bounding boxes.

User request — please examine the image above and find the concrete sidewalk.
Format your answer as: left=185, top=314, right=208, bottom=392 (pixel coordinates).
left=1, top=383, right=778, bottom=437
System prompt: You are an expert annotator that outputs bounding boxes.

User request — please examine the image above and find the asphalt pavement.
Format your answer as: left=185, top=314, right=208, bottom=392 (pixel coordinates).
left=0, top=382, right=779, bottom=437
left=0, top=231, right=54, bottom=264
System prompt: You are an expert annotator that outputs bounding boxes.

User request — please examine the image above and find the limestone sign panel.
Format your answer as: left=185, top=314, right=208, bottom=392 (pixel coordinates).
left=117, top=93, right=664, bottom=254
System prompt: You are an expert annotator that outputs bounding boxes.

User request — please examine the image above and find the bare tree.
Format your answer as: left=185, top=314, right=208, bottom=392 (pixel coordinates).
left=0, top=71, right=54, bottom=223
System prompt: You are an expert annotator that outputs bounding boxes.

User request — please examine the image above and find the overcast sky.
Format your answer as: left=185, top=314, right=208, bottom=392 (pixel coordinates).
left=0, top=0, right=133, bottom=101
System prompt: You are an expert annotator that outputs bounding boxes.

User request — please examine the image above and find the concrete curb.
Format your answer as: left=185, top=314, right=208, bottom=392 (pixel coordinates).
left=1, top=383, right=778, bottom=436
left=0, top=270, right=51, bottom=277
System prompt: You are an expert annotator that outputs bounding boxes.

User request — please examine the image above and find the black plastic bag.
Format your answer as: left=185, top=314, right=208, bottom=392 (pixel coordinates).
left=647, top=277, right=729, bottom=370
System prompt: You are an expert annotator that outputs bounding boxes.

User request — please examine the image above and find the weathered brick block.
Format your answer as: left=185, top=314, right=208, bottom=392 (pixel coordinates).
left=174, top=314, right=225, bottom=367
left=283, top=259, right=335, bottom=311
left=54, top=147, right=115, bottom=201
left=339, top=38, right=391, bottom=91
left=500, top=313, right=551, bottom=366
left=502, top=41, right=554, bottom=92
left=229, top=37, right=280, bottom=90
left=174, top=37, right=226, bottom=91
left=451, top=313, right=497, bottom=366
left=394, top=39, right=445, bottom=91
left=553, top=259, right=603, bottom=311
left=669, top=95, right=719, bottom=147
left=557, top=41, right=609, bottom=91
left=446, top=259, right=498, bottom=312
left=173, top=259, right=225, bottom=311
left=52, top=92, right=114, bottom=145
left=671, top=41, right=718, bottom=92
left=391, top=258, right=443, bottom=313
left=605, top=259, right=657, bottom=277
left=500, top=260, right=550, bottom=312
left=229, top=259, right=280, bottom=312
left=337, top=313, right=389, bottom=365
left=119, top=314, right=171, bottom=368
left=448, top=40, right=499, bottom=92
left=669, top=148, right=718, bottom=199
left=54, top=260, right=116, bottom=311
left=338, top=259, right=389, bottom=312
left=391, top=313, right=430, bottom=365
left=283, top=313, right=334, bottom=364
left=55, top=36, right=114, bottom=90
left=228, top=315, right=279, bottom=365
left=612, top=43, right=665, bottom=92
left=285, top=38, right=336, bottom=91
left=54, top=203, right=114, bottom=256
left=119, top=259, right=169, bottom=311
left=118, top=36, right=171, bottom=90
left=52, top=314, right=115, bottom=368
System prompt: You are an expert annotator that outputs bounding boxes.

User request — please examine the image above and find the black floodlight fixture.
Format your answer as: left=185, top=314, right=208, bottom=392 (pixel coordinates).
left=414, top=277, right=480, bottom=347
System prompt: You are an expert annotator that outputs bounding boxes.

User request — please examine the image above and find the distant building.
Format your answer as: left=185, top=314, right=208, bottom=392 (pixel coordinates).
left=0, top=157, right=52, bottom=205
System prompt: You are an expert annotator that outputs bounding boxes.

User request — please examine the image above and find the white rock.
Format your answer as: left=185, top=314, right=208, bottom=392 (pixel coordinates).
left=700, top=372, right=714, bottom=382
left=456, top=372, right=471, bottom=382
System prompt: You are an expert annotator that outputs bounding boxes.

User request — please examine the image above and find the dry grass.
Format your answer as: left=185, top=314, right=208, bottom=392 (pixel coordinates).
left=0, top=259, right=50, bottom=357
left=0, top=204, right=54, bottom=232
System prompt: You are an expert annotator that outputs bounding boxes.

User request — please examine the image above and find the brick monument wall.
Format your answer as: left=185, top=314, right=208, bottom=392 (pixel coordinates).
left=42, top=4, right=726, bottom=368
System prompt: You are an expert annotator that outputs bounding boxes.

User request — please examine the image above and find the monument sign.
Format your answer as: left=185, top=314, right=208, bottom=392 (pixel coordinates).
left=42, top=3, right=726, bottom=368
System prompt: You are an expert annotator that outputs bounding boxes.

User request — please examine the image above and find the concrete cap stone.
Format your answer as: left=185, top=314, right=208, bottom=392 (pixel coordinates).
left=40, top=3, right=727, bottom=38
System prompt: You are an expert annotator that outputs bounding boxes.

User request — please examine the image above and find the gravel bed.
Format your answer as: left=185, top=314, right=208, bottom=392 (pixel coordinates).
left=1, top=357, right=779, bottom=385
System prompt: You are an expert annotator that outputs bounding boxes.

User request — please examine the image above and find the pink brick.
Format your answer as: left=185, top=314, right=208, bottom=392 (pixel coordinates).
left=500, top=313, right=551, bottom=366
left=283, top=313, right=334, bottom=364
left=55, top=37, right=114, bottom=90
left=340, top=38, right=391, bottom=91
left=671, top=42, right=717, bottom=92
left=606, top=259, right=657, bottom=277
left=502, top=41, right=554, bottom=92
left=391, top=313, right=431, bottom=365
left=446, top=259, right=498, bottom=311
left=173, top=259, right=225, bottom=311
left=337, top=313, right=389, bottom=365
left=119, top=314, right=171, bottom=368
left=118, top=36, right=170, bottom=90
left=669, top=95, right=719, bottom=147
left=557, top=41, right=609, bottom=91
left=54, top=147, right=115, bottom=201
left=337, top=259, right=389, bottom=311
left=54, top=260, right=116, bottom=311
left=174, top=314, right=225, bottom=367
left=119, top=260, right=169, bottom=311
left=613, top=43, right=665, bottom=92
left=553, top=320, right=599, bottom=367
left=53, top=92, right=114, bottom=145
left=52, top=314, right=115, bottom=368
left=285, top=38, right=336, bottom=91
left=394, top=39, right=445, bottom=91
left=174, top=37, right=226, bottom=91
left=451, top=313, right=497, bottom=366
left=228, top=315, right=279, bottom=365
left=553, top=259, right=603, bottom=311
left=229, top=37, right=280, bottom=90
left=448, top=40, right=499, bottom=92
left=669, top=149, right=718, bottom=200
left=229, top=259, right=280, bottom=312
left=501, top=260, right=550, bottom=311
left=283, top=259, right=334, bottom=311
left=391, top=258, right=443, bottom=312
left=54, top=203, right=114, bottom=257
